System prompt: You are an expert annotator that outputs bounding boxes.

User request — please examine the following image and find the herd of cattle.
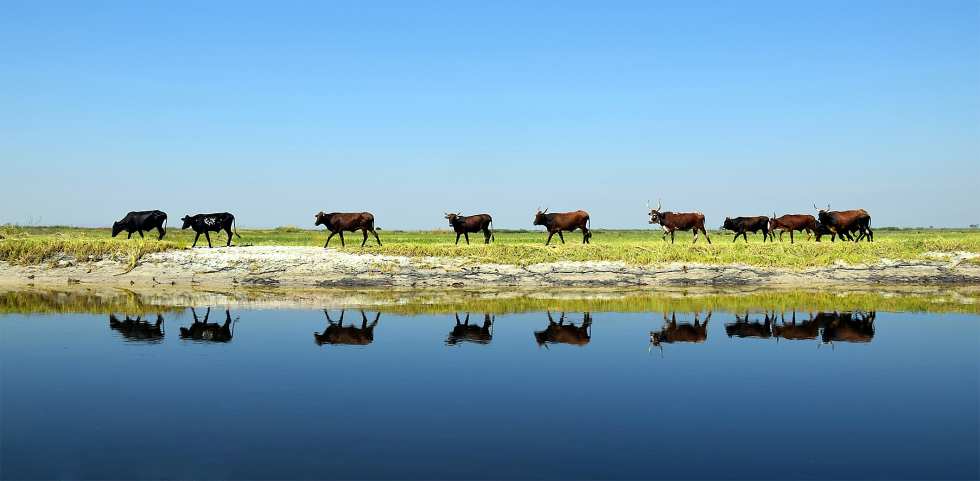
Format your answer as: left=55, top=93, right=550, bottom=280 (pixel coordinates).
left=110, top=201, right=873, bottom=247
left=110, top=309, right=875, bottom=355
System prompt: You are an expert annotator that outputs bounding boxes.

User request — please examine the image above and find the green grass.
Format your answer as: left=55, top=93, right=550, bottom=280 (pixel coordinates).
left=2, top=285, right=976, bottom=315
left=1, top=224, right=978, bottom=269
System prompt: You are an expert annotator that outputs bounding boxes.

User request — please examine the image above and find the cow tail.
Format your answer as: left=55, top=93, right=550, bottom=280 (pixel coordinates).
left=490, top=218, right=495, bottom=242
left=233, top=217, right=242, bottom=238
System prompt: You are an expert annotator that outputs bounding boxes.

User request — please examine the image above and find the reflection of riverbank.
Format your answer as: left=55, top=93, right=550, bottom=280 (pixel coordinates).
left=1, top=284, right=976, bottom=316
left=1, top=246, right=977, bottom=287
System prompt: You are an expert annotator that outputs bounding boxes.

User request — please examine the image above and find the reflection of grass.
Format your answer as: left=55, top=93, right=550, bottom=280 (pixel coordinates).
left=1, top=285, right=976, bottom=316
left=1, top=225, right=978, bottom=269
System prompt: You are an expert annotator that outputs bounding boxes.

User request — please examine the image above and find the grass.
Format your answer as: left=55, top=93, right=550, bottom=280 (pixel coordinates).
left=2, top=285, right=976, bottom=315
left=1, top=224, right=977, bottom=269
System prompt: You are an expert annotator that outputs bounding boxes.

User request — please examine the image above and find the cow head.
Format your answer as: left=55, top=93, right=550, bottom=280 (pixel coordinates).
left=769, top=213, right=778, bottom=231
left=646, top=199, right=662, bottom=225
left=111, top=221, right=122, bottom=237
left=314, top=212, right=328, bottom=227
left=444, top=212, right=460, bottom=226
left=722, top=217, right=735, bottom=231
left=532, top=207, right=549, bottom=226
left=180, top=215, right=193, bottom=230
left=814, top=204, right=831, bottom=224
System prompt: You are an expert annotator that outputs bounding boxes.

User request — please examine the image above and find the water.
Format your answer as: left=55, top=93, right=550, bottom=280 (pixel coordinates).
left=1, top=288, right=978, bottom=480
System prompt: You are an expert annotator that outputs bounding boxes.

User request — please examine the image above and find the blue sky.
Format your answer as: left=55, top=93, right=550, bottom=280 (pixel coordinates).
left=1, top=1, right=977, bottom=229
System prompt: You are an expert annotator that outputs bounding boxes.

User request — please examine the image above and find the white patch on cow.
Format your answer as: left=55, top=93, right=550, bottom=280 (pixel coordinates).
left=205, top=217, right=217, bottom=226
left=660, top=225, right=669, bottom=233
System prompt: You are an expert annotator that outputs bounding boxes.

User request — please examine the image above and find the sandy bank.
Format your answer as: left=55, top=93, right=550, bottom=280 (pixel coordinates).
left=1, top=246, right=977, bottom=287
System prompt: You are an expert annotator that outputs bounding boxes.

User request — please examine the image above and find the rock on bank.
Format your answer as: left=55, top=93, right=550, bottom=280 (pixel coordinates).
left=0, top=246, right=977, bottom=287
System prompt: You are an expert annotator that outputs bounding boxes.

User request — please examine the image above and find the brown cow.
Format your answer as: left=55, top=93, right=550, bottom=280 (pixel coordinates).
left=814, top=205, right=873, bottom=242
left=649, top=311, right=710, bottom=357
left=533, top=208, right=591, bottom=245
left=445, top=213, right=495, bottom=245
left=315, top=310, right=379, bottom=346
left=647, top=199, right=711, bottom=244
left=725, top=312, right=775, bottom=339
left=534, top=311, right=592, bottom=347
left=769, top=214, right=817, bottom=243
left=314, top=211, right=382, bottom=247
left=446, top=313, right=494, bottom=346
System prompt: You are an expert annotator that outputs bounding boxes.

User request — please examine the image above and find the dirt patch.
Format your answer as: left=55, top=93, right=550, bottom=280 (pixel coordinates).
left=0, top=246, right=976, bottom=287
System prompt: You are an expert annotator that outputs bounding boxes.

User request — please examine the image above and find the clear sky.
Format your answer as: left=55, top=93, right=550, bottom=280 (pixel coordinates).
left=1, top=1, right=978, bottom=229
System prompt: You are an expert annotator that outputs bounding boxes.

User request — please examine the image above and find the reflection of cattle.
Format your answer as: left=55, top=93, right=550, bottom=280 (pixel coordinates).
left=772, top=311, right=820, bottom=342
left=109, top=314, right=165, bottom=343
left=650, top=311, right=710, bottom=357
left=725, top=312, right=774, bottom=339
left=534, top=311, right=592, bottom=347
left=179, top=308, right=237, bottom=342
left=315, top=310, right=379, bottom=346
left=446, top=313, right=494, bottom=346
left=819, top=311, right=876, bottom=348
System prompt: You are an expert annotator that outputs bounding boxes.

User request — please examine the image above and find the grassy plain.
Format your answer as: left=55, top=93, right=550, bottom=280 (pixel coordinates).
left=1, top=225, right=977, bottom=269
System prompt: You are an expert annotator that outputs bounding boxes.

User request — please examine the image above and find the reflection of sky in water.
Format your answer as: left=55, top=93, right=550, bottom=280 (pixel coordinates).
left=2, top=309, right=977, bottom=479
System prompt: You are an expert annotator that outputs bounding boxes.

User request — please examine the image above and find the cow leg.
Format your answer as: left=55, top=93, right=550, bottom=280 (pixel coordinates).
left=127, top=232, right=132, bottom=239
left=662, top=230, right=668, bottom=242
left=464, top=232, right=470, bottom=245
left=339, top=232, right=345, bottom=247
left=324, top=232, right=336, bottom=248
left=225, top=228, right=233, bottom=246
left=157, top=227, right=166, bottom=241
left=558, top=231, right=565, bottom=244
left=204, top=231, right=212, bottom=248
left=790, top=230, right=794, bottom=244
left=372, top=230, right=382, bottom=246
left=692, top=229, right=698, bottom=244
left=484, top=229, right=491, bottom=244
left=192, top=232, right=201, bottom=247
left=455, top=233, right=461, bottom=245
left=670, top=230, right=676, bottom=244
left=361, top=229, right=369, bottom=247
left=545, top=232, right=555, bottom=245
left=138, top=230, right=144, bottom=238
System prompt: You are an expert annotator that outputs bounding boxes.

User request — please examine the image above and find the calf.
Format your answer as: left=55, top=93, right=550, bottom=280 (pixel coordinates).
left=532, top=208, right=591, bottom=245
left=813, top=221, right=847, bottom=242
left=314, top=211, right=382, bottom=247
left=769, top=214, right=816, bottom=243
left=722, top=216, right=772, bottom=243
left=815, top=205, right=873, bottom=242
left=647, top=199, right=711, bottom=244
left=445, top=213, right=494, bottom=245
left=180, top=213, right=241, bottom=247
left=315, top=310, right=379, bottom=346
left=112, top=210, right=168, bottom=240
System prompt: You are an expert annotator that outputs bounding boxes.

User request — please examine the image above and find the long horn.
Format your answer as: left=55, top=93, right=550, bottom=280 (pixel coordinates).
left=537, top=206, right=541, bottom=212
left=646, top=200, right=651, bottom=211
left=657, top=198, right=661, bottom=211
left=827, top=204, right=831, bottom=211
left=814, top=204, right=820, bottom=211
left=543, top=207, right=549, bottom=214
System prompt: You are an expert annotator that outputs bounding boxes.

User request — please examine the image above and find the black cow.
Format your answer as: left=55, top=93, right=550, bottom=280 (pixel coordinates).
left=534, top=311, right=592, bottom=347
left=112, top=210, right=168, bottom=240
left=445, top=213, right=495, bottom=245
left=315, top=310, right=379, bottom=346
left=650, top=311, right=710, bottom=357
left=814, top=205, right=873, bottom=242
left=180, top=213, right=241, bottom=247
left=109, top=314, right=165, bottom=343
left=179, top=308, right=237, bottom=343
left=722, top=216, right=772, bottom=243
left=446, top=313, right=494, bottom=346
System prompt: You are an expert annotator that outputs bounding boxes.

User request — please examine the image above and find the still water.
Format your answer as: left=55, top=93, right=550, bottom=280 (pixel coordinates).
left=2, top=287, right=978, bottom=480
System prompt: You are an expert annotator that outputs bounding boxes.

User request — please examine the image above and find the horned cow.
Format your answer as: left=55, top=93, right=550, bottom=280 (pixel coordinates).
left=769, top=214, right=816, bottom=243
left=815, top=205, right=873, bottom=242
left=647, top=199, right=711, bottom=244
left=314, top=211, right=382, bottom=247
left=445, top=213, right=494, bottom=245
left=533, top=208, right=592, bottom=245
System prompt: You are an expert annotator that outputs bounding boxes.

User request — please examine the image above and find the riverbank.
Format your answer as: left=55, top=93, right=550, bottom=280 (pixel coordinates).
left=1, top=245, right=977, bottom=287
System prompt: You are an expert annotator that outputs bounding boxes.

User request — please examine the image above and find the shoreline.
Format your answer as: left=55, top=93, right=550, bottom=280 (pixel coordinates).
left=0, top=246, right=977, bottom=287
